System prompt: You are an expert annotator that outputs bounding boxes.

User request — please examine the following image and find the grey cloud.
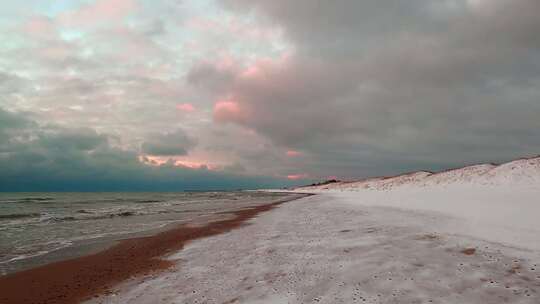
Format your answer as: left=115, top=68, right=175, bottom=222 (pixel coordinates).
left=187, top=62, right=236, bottom=93
left=223, top=0, right=439, bottom=57
left=0, top=108, right=39, bottom=149
left=202, top=0, right=540, bottom=178
left=0, top=2, right=307, bottom=185
left=141, top=19, right=166, bottom=36
left=0, top=72, right=29, bottom=95
left=0, top=108, right=290, bottom=191
left=4, top=1, right=540, bottom=183
left=0, top=108, right=34, bottom=131
left=38, top=128, right=108, bottom=151
left=141, top=129, right=197, bottom=156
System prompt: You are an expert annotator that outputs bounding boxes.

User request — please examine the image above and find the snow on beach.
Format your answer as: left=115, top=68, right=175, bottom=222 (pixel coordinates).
left=294, top=156, right=540, bottom=252
left=89, top=157, right=540, bottom=304
left=299, top=156, right=540, bottom=192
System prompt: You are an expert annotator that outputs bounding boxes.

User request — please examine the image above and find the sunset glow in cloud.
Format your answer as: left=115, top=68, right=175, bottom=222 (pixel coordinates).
left=176, top=103, right=196, bottom=112
left=286, top=150, right=303, bottom=157
left=213, top=99, right=246, bottom=123
left=287, top=174, right=309, bottom=181
left=142, top=156, right=218, bottom=171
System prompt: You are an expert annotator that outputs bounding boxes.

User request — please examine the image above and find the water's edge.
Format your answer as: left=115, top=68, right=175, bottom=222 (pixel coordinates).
left=0, top=191, right=306, bottom=276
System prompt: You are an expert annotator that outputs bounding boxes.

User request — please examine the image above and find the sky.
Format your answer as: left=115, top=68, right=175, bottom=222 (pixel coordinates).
left=1, top=0, right=540, bottom=191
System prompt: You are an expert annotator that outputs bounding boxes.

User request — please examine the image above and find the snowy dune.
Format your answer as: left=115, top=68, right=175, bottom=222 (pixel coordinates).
left=294, top=156, right=540, bottom=252
left=299, top=156, right=540, bottom=191
left=89, top=157, right=540, bottom=303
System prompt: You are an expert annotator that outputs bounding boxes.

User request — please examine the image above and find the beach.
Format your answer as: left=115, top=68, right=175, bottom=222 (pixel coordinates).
left=0, top=193, right=306, bottom=304
left=84, top=185, right=540, bottom=304
left=2, top=185, right=539, bottom=303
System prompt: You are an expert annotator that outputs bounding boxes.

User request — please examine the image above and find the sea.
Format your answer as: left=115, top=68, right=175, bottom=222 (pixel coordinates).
left=0, top=191, right=293, bottom=275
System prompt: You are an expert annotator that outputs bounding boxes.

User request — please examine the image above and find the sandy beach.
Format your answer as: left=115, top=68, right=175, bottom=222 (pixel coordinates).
left=79, top=185, right=540, bottom=304
left=0, top=194, right=307, bottom=304
left=2, top=184, right=539, bottom=304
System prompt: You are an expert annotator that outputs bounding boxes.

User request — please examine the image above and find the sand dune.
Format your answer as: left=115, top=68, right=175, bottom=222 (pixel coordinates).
left=298, top=156, right=540, bottom=191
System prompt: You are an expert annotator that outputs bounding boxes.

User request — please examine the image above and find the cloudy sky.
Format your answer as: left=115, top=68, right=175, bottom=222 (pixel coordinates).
left=1, top=0, right=539, bottom=191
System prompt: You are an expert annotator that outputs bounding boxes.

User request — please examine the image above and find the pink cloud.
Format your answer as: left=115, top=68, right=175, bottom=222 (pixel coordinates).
left=287, top=174, right=309, bottom=180
left=190, top=50, right=295, bottom=137
left=59, top=0, right=137, bottom=27
left=176, top=103, right=196, bottom=112
left=286, top=150, right=303, bottom=157
left=213, top=99, right=247, bottom=123
left=141, top=156, right=218, bottom=171
left=215, top=54, right=237, bottom=71
left=23, top=16, right=57, bottom=40
left=174, top=160, right=218, bottom=170
left=239, top=55, right=290, bottom=80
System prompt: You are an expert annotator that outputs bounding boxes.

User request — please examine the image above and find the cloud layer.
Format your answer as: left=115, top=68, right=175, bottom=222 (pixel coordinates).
left=1, top=0, right=540, bottom=189
left=0, top=108, right=289, bottom=191
left=208, top=0, right=540, bottom=177
left=141, top=129, right=197, bottom=156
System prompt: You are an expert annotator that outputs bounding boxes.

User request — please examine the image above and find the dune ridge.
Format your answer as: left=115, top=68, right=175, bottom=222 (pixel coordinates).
left=299, top=155, right=540, bottom=191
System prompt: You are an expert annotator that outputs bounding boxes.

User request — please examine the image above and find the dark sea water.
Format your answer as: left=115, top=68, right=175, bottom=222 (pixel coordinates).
left=0, top=191, right=292, bottom=275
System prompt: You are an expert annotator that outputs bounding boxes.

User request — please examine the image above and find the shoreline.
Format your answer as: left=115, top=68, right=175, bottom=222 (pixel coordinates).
left=0, top=193, right=310, bottom=304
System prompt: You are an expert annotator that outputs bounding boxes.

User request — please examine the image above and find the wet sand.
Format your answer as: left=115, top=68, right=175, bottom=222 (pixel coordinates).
left=0, top=194, right=308, bottom=304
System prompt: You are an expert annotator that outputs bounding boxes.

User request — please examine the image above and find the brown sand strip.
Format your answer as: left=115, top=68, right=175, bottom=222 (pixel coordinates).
left=0, top=194, right=308, bottom=304
left=461, top=248, right=477, bottom=255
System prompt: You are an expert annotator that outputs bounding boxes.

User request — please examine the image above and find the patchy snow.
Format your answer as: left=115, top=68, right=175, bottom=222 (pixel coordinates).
left=481, top=157, right=540, bottom=185
left=299, top=156, right=540, bottom=191
left=421, top=164, right=496, bottom=186
left=89, top=191, right=540, bottom=304
left=87, top=156, right=540, bottom=303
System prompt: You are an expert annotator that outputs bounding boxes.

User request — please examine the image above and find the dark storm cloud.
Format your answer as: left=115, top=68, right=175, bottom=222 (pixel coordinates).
left=0, top=108, right=34, bottom=131
left=141, top=129, right=197, bottom=156
left=198, top=0, right=540, bottom=178
left=0, top=108, right=290, bottom=191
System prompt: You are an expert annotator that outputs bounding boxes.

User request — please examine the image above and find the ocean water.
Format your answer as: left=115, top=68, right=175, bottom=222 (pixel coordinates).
left=0, top=191, right=292, bottom=275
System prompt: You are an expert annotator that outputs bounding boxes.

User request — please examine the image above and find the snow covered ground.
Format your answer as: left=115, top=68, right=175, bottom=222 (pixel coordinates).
left=292, top=156, right=540, bottom=253
left=297, top=185, right=540, bottom=254
left=89, top=185, right=540, bottom=304
left=87, top=157, right=540, bottom=303
left=299, top=156, right=540, bottom=192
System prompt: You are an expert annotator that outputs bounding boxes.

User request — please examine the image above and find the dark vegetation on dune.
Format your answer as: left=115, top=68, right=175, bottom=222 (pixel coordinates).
left=306, top=179, right=341, bottom=187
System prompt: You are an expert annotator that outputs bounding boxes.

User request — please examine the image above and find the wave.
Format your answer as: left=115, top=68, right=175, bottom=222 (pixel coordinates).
left=0, top=197, right=55, bottom=204
left=0, top=198, right=167, bottom=205
left=0, top=210, right=141, bottom=224
left=0, top=213, right=41, bottom=221
left=52, top=211, right=138, bottom=222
